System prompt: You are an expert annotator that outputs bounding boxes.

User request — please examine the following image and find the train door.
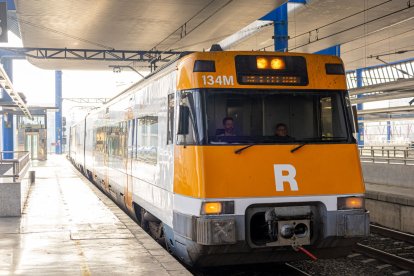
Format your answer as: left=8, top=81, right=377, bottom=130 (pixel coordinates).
left=125, top=116, right=135, bottom=211
left=103, top=126, right=110, bottom=192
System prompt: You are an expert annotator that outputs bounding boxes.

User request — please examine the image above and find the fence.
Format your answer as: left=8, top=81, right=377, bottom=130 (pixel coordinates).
left=0, top=151, right=30, bottom=182
left=359, top=146, right=414, bottom=165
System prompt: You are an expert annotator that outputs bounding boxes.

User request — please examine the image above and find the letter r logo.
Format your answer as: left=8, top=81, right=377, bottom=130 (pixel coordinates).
left=274, top=164, right=298, bottom=192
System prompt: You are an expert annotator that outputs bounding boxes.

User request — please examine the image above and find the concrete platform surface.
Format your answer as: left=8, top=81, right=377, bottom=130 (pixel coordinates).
left=366, top=182, right=414, bottom=206
left=0, top=155, right=190, bottom=275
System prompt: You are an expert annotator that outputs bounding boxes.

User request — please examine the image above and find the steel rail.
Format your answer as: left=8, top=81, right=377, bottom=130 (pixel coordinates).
left=354, top=243, right=414, bottom=272
left=370, top=224, right=414, bottom=245
left=285, top=262, right=312, bottom=275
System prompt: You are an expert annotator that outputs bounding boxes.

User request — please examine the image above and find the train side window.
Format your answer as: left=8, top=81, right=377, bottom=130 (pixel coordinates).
left=319, top=95, right=346, bottom=138
left=176, top=91, right=204, bottom=145
left=136, top=115, right=158, bottom=164
left=95, top=127, right=105, bottom=153
left=167, top=93, right=174, bottom=145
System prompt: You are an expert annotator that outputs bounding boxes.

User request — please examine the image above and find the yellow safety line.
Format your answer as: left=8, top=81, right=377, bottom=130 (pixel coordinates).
left=74, top=240, right=91, bottom=276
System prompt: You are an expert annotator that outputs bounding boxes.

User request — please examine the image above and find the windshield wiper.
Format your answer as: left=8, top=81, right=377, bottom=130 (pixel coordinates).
left=234, top=144, right=255, bottom=154
left=290, top=136, right=348, bottom=153
left=291, top=143, right=307, bottom=153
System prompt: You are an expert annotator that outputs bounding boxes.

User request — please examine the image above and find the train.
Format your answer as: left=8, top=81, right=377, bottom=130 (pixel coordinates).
left=69, top=48, right=370, bottom=267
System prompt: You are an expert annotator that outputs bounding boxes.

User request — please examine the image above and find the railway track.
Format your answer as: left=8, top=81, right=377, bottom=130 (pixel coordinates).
left=354, top=224, right=414, bottom=272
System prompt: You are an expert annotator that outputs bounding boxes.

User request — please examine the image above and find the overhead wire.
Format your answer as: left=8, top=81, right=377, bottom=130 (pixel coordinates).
left=147, top=0, right=234, bottom=64
left=289, top=0, right=393, bottom=41
left=257, top=0, right=413, bottom=52
left=170, top=22, right=274, bottom=51
left=341, top=20, right=414, bottom=55
left=341, top=29, right=414, bottom=67
left=138, top=0, right=234, bottom=68
left=149, top=0, right=218, bottom=51
left=289, top=3, right=414, bottom=51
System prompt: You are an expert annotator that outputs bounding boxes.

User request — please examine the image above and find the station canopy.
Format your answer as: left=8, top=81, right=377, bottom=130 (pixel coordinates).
left=13, top=0, right=414, bottom=72
left=14, top=0, right=281, bottom=70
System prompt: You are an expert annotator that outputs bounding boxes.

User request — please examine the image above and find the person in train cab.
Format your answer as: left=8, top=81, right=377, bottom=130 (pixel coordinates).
left=218, top=117, right=236, bottom=136
left=275, top=123, right=292, bottom=140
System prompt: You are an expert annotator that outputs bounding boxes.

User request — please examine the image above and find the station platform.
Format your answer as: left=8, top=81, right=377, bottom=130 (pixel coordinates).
left=365, top=182, right=414, bottom=234
left=0, top=155, right=190, bottom=275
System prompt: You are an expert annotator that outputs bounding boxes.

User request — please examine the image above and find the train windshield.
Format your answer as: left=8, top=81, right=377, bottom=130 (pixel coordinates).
left=177, top=89, right=353, bottom=145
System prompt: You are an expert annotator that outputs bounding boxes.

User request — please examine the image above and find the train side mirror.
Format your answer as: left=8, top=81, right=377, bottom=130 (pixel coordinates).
left=352, top=105, right=359, bottom=133
left=178, top=105, right=190, bottom=135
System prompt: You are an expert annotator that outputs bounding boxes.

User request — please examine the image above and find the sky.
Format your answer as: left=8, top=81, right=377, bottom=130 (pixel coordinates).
left=13, top=61, right=139, bottom=106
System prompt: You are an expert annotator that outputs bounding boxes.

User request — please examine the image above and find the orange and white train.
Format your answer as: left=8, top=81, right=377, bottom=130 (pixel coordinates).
left=69, top=49, right=369, bottom=267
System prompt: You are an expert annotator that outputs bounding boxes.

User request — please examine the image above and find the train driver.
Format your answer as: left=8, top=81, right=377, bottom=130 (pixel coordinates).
left=275, top=123, right=293, bottom=140
left=218, top=117, right=236, bottom=136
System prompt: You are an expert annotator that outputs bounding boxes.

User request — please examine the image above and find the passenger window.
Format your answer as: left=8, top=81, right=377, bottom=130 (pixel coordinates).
left=136, top=115, right=158, bottom=164
left=95, top=127, right=105, bottom=153
left=176, top=91, right=204, bottom=145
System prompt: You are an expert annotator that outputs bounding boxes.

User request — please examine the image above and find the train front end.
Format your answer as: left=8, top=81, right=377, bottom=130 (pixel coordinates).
left=169, top=51, right=369, bottom=266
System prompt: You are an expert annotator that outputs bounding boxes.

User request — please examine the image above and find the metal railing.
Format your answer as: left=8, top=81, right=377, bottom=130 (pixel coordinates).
left=359, top=146, right=414, bottom=165
left=0, top=151, right=30, bottom=182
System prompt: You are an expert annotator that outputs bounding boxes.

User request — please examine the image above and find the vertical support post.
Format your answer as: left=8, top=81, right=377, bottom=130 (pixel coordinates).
left=2, top=57, right=14, bottom=159
left=274, top=3, right=288, bottom=52
left=55, top=70, right=62, bottom=154
left=386, top=120, right=391, bottom=143
left=356, top=68, right=364, bottom=147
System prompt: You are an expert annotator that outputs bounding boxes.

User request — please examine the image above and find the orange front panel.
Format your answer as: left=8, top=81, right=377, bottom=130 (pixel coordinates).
left=174, top=146, right=205, bottom=198
left=174, top=144, right=365, bottom=198
left=177, top=52, right=347, bottom=91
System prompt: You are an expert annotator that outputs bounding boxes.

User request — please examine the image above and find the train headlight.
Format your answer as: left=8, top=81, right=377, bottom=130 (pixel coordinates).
left=203, top=202, right=222, bottom=214
left=337, top=196, right=365, bottom=210
left=270, top=57, right=286, bottom=70
left=256, top=57, right=268, bottom=69
left=201, top=201, right=234, bottom=215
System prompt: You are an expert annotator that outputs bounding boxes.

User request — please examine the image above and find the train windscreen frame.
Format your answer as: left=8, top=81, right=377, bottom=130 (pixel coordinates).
left=176, top=89, right=354, bottom=146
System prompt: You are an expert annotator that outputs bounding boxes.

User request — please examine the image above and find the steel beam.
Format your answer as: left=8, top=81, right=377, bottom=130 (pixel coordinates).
left=358, top=114, right=414, bottom=122
left=63, top=98, right=109, bottom=104
left=351, top=92, right=414, bottom=104
left=349, top=78, right=414, bottom=96
left=0, top=47, right=183, bottom=63
left=358, top=105, right=414, bottom=115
